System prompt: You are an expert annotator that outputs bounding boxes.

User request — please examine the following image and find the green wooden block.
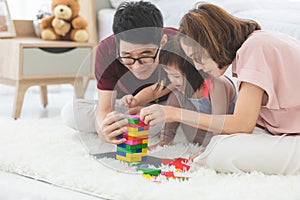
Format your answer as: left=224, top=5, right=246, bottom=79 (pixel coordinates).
left=126, top=117, right=139, bottom=124
left=117, top=146, right=138, bottom=153
left=137, top=168, right=161, bottom=176
left=126, top=143, right=147, bottom=150
left=129, top=162, right=141, bottom=166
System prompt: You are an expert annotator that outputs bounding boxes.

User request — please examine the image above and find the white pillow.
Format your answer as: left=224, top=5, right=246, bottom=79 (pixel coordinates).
left=109, top=0, right=127, bottom=8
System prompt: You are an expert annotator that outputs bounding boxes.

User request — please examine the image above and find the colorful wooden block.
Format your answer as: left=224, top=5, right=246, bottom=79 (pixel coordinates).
left=117, top=146, right=147, bottom=154
left=137, top=167, right=161, bottom=176
left=124, top=139, right=143, bottom=145
left=127, top=130, right=148, bottom=137
left=116, top=153, right=147, bottom=162
left=117, top=143, right=148, bottom=150
left=128, top=123, right=149, bottom=130
left=124, top=114, right=140, bottom=124
left=164, top=158, right=191, bottom=172
left=142, top=139, right=148, bottom=144
left=116, top=114, right=148, bottom=162
left=124, top=135, right=148, bottom=141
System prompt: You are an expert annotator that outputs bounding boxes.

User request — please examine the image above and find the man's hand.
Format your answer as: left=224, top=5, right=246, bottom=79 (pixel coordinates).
left=98, top=111, right=128, bottom=144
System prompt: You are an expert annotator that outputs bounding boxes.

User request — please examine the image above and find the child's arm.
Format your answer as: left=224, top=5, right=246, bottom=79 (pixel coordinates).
left=209, top=76, right=236, bottom=114
left=148, top=91, right=180, bottom=150
left=120, top=83, right=172, bottom=108
left=119, top=94, right=135, bottom=107
left=148, top=119, right=179, bottom=150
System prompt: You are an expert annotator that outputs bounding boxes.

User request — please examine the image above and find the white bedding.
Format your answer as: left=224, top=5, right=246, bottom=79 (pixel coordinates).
left=97, top=0, right=300, bottom=41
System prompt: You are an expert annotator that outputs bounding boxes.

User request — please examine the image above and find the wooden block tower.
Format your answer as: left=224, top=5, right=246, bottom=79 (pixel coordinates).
left=116, top=114, right=149, bottom=162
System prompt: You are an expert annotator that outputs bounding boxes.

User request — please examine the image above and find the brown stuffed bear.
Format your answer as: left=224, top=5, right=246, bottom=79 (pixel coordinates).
left=40, top=0, right=89, bottom=42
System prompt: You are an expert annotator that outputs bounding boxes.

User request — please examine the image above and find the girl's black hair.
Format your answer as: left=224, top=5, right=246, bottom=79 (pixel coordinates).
left=159, top=37, right=205, bottom=97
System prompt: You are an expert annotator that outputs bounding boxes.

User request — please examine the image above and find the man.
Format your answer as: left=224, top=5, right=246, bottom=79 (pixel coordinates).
left=61, top=1, right=177, bottom=144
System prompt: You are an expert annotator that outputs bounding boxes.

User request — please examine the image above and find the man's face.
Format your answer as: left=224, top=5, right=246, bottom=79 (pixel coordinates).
left=118, top=40, right=159, bottom=80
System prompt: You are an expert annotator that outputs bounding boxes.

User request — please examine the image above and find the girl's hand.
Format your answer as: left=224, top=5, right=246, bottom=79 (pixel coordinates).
left=119, top=94, right=134, bottom=107
left=98, top=111, right=128, bottom=144
left=119, top=94, right=139, bottom=108
left=140, top=104, right=177, bottom=125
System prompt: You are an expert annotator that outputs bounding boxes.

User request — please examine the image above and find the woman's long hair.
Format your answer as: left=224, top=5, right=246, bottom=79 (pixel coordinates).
left=179, top=3, right=261, bottom=69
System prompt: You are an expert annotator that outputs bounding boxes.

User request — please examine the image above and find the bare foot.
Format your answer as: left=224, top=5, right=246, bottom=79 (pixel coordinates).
left=189, top=150, right=203, bottom=162
left=148, top=141, right=169, bottom=151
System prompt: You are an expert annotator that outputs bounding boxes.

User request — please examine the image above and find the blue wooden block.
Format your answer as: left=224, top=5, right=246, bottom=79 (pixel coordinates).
left=142, top=156, right=147, bottom=161
left=138, top=126, right=145, bottom=131
left=135, top=148, right=142, bottom=153
left=117, top=134, right=123, bottom=139
left=117, top=143, right=126, bottom=148
left=116, top=150, right=126, bottom=157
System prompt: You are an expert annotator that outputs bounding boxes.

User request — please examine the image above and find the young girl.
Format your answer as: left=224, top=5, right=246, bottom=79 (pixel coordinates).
left=120, top=38, right=236, bottom=148
left=140, top=3, right=300, bottom=174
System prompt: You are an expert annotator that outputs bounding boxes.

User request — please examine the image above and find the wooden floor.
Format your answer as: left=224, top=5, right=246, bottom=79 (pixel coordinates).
left=0, top=80, right=97, bottom=120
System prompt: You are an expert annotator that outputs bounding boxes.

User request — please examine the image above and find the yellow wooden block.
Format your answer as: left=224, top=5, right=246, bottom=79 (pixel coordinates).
left=116, top=155, right=136, bottom=162
left=128, top=127, right=139, bottom=132
left=128, top=130, right=148, bottom=137
left=142, top=139, right=148, bottom=144
left=142, top=174, right=152, bottom=179
left=142, top=148, right=147, bottom=153
left=116, top=153, right=147, bottom=162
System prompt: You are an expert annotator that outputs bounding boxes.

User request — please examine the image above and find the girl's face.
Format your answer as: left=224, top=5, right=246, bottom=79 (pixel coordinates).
left=181, top=42, right=224, bottom=77
left=163, top=65, right=185, bottom=93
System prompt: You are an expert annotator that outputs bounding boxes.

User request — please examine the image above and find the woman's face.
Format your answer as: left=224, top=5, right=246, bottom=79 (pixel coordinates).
left=181, top=41, right=224, bottom=77
left=163, top=65, right=185, bottom=93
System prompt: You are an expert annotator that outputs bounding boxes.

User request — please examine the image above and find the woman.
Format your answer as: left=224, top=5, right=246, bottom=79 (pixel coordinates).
left=140, top=3, right=300, bottom=174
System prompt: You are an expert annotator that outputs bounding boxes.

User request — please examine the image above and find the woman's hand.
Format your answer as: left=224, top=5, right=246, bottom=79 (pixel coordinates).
left=126, top=106, right=143, bottom=115
left=140, top=104, right=178, bottom=125
left=98, top=111, right=128, bottom=144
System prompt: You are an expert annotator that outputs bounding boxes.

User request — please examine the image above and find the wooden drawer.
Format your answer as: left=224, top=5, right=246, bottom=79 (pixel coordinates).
left=22, top=47, right=92, bottom=76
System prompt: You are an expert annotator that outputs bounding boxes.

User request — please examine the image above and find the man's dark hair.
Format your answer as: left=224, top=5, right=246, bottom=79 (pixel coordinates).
left=113, top=1, right=164, bottom=46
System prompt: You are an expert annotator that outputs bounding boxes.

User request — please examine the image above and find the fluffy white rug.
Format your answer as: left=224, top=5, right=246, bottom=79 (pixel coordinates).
left=0, top=117, right=300, bottom=200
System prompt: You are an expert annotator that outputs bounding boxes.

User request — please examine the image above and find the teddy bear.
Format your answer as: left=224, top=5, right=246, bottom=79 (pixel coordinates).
left=40, top=0, right=89, bottom=42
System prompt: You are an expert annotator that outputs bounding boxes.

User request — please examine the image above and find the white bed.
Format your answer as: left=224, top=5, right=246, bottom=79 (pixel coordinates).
left=98, top=0, right=300, bottom=41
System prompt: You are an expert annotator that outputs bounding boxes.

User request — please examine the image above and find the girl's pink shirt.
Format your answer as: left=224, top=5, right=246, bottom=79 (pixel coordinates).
left=232, top=30, right=300, bottom=135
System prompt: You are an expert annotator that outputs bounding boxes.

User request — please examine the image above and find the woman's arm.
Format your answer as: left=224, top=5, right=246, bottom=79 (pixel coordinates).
left=141, top=82, right=264, bottom=134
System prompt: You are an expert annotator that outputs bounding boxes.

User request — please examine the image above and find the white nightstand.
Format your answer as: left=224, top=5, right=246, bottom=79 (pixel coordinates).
left=0, top=20, right=95, bottom=119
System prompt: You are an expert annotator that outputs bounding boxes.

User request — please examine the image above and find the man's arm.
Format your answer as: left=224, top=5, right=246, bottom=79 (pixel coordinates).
left=95, top=89, right=129, bottom=144
left=95, top=89, right=116, bottom=136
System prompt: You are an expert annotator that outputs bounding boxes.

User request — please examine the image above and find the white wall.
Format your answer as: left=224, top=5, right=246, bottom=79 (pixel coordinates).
left=7, top=0, right=51, bottom=20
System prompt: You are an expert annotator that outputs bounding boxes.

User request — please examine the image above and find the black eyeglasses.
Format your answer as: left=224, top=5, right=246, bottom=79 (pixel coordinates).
left=118, top=48, right=159, bottom=65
